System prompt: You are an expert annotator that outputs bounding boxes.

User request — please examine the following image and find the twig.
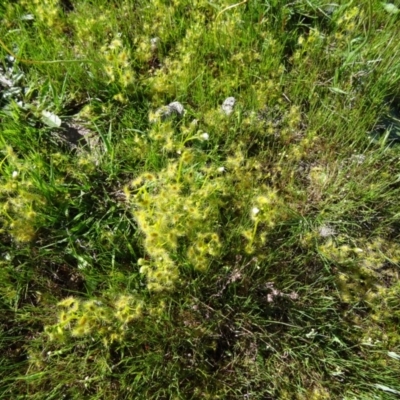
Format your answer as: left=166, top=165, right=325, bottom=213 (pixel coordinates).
left=215, top=0, right=248, bottom=20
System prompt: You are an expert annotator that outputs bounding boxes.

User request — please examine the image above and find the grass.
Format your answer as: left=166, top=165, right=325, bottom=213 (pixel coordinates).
left=1, top=0, right=400, bottom=398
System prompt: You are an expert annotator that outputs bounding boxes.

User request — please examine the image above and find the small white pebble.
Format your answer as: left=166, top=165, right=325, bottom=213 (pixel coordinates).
left=289, top=292, right=299, bottom=300
left=221, top=97, right=236, bottom=115
left=150, top=37, right=160, bottom=51
left=318, top=225, right=335, bottom=238
left=12, top=170, right=18, bottom=178
left=217, top=166, right=225, bottom=173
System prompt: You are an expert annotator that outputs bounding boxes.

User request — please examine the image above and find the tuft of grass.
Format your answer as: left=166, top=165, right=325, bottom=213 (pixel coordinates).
left=1, top=0, right=400, bottom=398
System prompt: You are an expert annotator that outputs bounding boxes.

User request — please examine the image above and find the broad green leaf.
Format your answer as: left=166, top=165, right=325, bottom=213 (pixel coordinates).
left=374, top=384, right=400, bottom=395
left=382, top=3, right=400, bottom=14
left=388, top=351, right=400, bottom=360
left=41, top=110, right=61, bottom=128
left=329, top=87, right=348, bottom=95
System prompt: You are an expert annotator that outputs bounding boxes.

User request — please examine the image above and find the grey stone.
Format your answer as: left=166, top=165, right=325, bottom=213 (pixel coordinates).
left=151, top=101, right=185, bottom=122
left=221, top=97, right=236, bottom=115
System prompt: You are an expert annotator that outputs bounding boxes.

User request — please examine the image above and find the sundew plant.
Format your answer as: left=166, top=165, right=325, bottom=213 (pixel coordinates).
left=1, top=0, right=400, bottom=399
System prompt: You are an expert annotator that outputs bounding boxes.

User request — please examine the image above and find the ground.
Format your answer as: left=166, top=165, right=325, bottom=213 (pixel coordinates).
left=1, top=1, right=400, bottom=399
